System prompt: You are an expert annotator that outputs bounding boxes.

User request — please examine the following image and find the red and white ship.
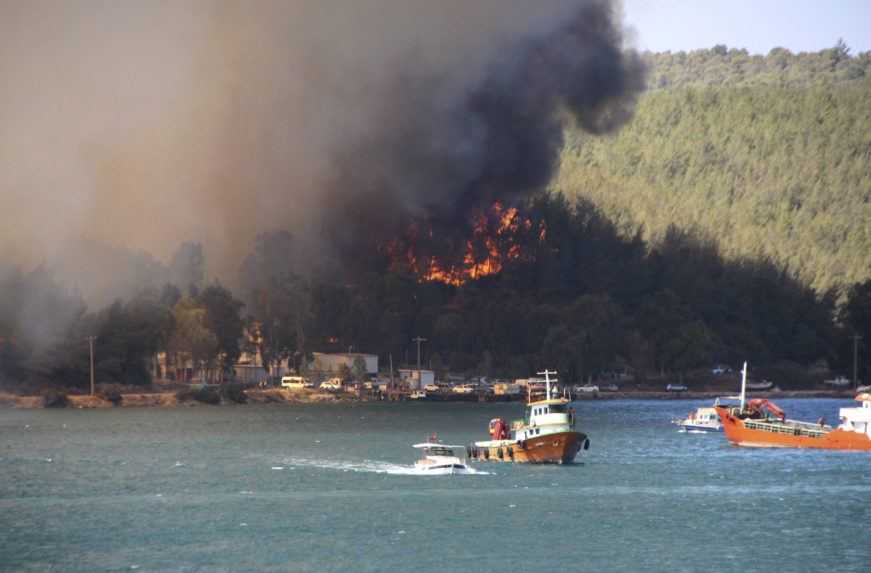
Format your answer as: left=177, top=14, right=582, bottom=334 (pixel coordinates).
left=715, top=363, right=871, bottom=450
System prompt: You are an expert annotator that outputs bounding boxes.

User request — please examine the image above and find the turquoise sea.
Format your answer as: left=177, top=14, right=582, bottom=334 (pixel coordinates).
left=1, top=399, right=869, bottom=572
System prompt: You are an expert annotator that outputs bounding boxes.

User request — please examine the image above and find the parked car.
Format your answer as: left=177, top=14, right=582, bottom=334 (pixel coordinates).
left=573, top=384, right=599, bottom=393
left=666, top=383, right=688, bottom=392
left=711, top=364, right=731, bottom=375
left=452, top=383, right=477, bottom=394
left=856, top=384, right=870, bottom=393
left=601, top=383, right=620, bottom=392
left=319, top=378, right=343, bottom=391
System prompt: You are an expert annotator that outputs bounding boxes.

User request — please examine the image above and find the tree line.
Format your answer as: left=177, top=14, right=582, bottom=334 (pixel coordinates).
left=0, top=263, right=244, bottom=391
left=2, top=191, right=871, bottom=391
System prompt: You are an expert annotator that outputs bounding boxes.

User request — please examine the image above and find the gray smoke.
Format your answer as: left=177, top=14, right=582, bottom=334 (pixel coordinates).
left=0, top=0, right=642, bottom=302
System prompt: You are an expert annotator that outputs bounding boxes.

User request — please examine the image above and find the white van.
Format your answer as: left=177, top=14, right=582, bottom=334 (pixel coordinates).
left=281, top=376, right=312, bottom=390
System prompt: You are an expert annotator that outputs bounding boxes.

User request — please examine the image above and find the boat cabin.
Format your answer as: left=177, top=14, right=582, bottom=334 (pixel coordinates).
left=418, top=444, right=457, bottom=457
left=838, top=393, right=871, bottom=437
left=525, top=401, right=570, bottom=423
left=513, top=399, right=575, bottom=441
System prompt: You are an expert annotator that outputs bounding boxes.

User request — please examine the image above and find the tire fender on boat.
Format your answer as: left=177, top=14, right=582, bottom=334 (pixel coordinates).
left=583, top=438, right=591, bottom=450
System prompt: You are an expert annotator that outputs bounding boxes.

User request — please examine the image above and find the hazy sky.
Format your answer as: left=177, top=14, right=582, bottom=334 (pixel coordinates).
left=624, top=0, right=871, bottom=54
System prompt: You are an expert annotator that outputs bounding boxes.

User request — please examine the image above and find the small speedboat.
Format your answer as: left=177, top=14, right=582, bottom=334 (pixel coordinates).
left=413, top=437, right=471, bottom=475
left=675, top=404, right=723, bottom=433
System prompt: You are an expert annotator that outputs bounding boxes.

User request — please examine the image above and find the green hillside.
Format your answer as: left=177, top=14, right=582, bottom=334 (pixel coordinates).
left=555, top=46, right=871, bottom=294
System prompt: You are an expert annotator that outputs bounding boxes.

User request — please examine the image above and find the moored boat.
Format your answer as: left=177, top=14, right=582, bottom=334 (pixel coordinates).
left=715, top=362, right=871, bottom=450
left=468, top=370, right=590, bottom=464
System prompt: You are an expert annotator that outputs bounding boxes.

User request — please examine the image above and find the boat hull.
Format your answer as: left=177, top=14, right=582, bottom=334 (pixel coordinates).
left=716, top=407, right=871, bottom=450
left=471, top=431, right=588, bottom=464
left=679, top=424, right=722, bottom=433
left=413, top=465, right=472, bottom=475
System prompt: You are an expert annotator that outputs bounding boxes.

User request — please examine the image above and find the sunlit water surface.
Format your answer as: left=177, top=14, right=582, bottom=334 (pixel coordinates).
left=2, top=399, right=869, bottom=572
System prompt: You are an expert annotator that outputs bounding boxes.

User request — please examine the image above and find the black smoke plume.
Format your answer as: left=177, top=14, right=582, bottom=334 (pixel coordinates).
left=324, top=0, right=645, bottom=270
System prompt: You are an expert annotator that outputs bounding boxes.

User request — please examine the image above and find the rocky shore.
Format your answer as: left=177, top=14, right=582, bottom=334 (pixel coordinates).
left=0, top=388, right=358, bottom=409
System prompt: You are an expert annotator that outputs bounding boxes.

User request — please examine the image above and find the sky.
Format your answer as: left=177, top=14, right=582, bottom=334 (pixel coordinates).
left=623, top=0, right=871, bottom=54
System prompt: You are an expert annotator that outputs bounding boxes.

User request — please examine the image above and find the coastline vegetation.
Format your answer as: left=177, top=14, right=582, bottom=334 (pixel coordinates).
left=557, top=44, right=871, bottom=294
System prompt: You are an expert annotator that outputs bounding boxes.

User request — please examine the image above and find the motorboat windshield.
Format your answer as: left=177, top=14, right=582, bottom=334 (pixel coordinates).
left=413, top=444, right=463, bottom=456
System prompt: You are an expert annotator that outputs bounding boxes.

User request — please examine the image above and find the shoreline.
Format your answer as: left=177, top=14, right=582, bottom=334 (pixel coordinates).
left=0, top=388, right=861, bottom=410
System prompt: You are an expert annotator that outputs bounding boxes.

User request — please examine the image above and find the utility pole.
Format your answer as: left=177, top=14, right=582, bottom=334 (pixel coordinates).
left=87, top=336, right=97, bottom=396
left=412, top=336, right=427, bottom=372
left=854, top=334, right=863, bottom=389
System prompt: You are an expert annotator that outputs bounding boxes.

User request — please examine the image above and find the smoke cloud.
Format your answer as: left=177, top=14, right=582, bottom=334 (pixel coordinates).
left=0, top=0, right=642, bottom=303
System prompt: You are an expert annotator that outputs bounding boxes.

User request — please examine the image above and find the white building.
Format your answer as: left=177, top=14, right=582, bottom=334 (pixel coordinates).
left=398, top=369, right=435, bottom=390
left=311, top=352, right=379, bottom=376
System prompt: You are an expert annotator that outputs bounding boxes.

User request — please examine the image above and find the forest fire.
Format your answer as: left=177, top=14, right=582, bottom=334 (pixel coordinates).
left=388, top=202, right=543, bottom=286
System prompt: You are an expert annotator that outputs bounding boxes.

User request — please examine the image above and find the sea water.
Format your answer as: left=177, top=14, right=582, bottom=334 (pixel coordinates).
left=1, top=399, right=869, bottom=572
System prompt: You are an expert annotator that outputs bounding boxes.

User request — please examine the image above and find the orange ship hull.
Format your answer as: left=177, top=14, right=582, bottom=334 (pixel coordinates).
left=471, top=431, right=587, bottom=464
left=716, top=406, right=871, bottom=450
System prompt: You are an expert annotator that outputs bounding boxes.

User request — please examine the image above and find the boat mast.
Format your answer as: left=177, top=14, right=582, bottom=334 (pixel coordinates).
left=740, top=361, right=748, bottom=411
left=538, top=370, right=557, bottom=401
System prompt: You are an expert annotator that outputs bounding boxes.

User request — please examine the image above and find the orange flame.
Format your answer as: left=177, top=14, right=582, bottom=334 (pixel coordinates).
left=389, top=202, right=543, bottom=286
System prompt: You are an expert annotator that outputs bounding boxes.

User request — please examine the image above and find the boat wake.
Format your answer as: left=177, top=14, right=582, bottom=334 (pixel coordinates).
left=280, top=457, right=490, bottom=476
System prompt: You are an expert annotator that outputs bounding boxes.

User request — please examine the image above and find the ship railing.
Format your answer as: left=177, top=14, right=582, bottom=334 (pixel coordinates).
left=744, top=419, right=827, bottom=438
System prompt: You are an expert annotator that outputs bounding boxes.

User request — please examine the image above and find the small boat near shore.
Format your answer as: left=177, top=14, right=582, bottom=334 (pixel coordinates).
left=468, top=370, right=589, bottom=464
left=715, top=362, right=871, bottom=450
left=413, top=437, right=472, bottom=475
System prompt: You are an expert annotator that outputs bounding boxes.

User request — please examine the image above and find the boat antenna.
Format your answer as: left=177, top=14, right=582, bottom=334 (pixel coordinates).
left=740, top=361, right=748, bottom=411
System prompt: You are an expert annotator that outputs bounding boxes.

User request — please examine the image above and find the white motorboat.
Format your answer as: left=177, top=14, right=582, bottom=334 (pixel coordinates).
left=674, top=404, right=723, bottom=433
left=412, top=438, right=471, bottom=475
